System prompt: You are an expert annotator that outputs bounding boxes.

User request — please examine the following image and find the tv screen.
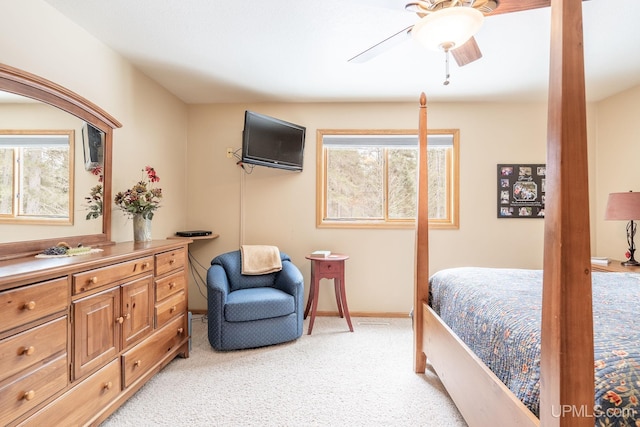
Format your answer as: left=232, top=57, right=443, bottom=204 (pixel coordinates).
left=241, top=111, right=306, bottom=171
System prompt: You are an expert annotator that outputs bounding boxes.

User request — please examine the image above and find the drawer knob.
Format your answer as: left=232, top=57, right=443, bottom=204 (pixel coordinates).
left=103, top=381, right=113, bottom=390
left=23, top=390, right=35, bottom=401
left=23, top=301, right=36, bottom=310
left=22, top=346, right=35, bottom=356
left=168, top=282, right=175, bottom=289
left=116, top=316, right=124, bottom=324
left=177, top=327, right=184, bottom=334
left=142, top=262, right=150, bottom=269
left=90, top=276, right=98, bottom=284
left=134, top=360, right=142, bottom=368
left=170, top=305, right=176, bottom=313
left=169, top=259, right=176, bottom=265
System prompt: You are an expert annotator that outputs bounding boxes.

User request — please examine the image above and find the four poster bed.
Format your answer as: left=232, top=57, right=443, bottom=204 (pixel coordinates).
left=412, top=1, right=634, bottom=426
left=428, top=267, right=640, bottom=424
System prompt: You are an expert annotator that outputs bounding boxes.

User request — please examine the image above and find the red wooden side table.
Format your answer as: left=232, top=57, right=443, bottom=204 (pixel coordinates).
left=304, top=253, right=353, bottom=334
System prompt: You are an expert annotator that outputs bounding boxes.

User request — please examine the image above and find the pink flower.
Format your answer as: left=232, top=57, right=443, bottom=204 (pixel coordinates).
left=91, top=166, right=103, bottom=183
left=114, top=166, right=163, bottom=220
left=145, top=166, right=160, bottom=183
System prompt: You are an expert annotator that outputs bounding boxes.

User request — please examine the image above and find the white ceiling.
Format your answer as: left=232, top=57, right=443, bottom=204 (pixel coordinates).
left=44, top=0, right=640, bottom=104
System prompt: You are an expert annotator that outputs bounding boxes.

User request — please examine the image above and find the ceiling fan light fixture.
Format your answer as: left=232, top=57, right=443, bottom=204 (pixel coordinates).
left=412, top=7, right=484, bottom=52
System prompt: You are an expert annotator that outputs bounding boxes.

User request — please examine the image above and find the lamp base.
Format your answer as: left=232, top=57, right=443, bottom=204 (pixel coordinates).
left=621, top=259, right=640, bottom=266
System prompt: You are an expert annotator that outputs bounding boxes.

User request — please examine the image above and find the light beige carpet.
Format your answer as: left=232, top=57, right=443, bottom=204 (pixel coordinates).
left=102, top=315, right=467, bottom=426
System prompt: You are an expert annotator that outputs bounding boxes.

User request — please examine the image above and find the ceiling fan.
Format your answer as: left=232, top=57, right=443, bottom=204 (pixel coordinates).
left=349, top=0, right=552, bottom=82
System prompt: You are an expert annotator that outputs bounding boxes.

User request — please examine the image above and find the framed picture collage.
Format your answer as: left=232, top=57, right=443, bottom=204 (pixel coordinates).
left=498, top=164, right=546, bottom=218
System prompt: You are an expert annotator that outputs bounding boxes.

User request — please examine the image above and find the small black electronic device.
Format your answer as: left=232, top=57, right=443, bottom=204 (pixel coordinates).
left=241, top=110, right=306, bottom=172
left=175, top=230, right=213, bottom=237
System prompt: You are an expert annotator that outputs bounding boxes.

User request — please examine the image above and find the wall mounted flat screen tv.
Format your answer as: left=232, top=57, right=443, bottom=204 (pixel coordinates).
left=241, top=110, right=306, bottom=172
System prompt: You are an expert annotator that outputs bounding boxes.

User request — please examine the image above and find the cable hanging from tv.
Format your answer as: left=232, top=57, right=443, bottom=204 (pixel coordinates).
left=237, top=160, right=255, bottom=174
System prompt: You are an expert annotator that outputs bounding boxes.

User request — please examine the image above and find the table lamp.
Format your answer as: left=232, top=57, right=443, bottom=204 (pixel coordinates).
left=605, top=191, right=640, bottom=266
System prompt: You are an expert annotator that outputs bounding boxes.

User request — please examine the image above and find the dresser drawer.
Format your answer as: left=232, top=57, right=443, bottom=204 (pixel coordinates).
left=0, top=317, right=67, bottom=382
left=155, top=270, right=186, bottom=302
left=0, top=354, right=67, bottom=426
left=155, top=290, right=186, bottom=328
left=73, top=256, right=154, bottom=294
left=155, top=248, right=186, bottom=277
left=0, top=277, right=68, bottom=334
left=17, top=358, right=120, bottom=427
left=122, top=314, right=187, bottom=388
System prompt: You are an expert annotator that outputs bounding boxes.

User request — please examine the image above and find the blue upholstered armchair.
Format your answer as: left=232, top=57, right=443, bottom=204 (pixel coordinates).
left=207, top=250, right=304, bottom=351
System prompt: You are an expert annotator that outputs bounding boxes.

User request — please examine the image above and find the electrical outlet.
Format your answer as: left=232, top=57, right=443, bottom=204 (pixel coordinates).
left=226, top=147, right=233, bottom=158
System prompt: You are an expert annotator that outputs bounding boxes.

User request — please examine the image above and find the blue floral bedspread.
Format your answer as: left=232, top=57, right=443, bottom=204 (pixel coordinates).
left=429, top=267, right=640, bottom=426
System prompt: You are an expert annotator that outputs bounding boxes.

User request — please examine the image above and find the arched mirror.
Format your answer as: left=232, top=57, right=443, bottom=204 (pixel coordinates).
left=0, top=63, right=121, bottom=259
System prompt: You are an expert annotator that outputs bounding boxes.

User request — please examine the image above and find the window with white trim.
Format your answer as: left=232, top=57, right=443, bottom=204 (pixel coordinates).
left=316, top=129, right=459, bottom=229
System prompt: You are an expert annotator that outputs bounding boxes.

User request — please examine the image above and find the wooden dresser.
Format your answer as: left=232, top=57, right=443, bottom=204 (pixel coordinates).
left=0, top=240, right=190, bottom=426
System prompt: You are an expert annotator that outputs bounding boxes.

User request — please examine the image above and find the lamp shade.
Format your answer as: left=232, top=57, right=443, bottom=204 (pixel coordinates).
left=411, top=7, right=484, bottom=52
left=604, top=192, right=640, bottom=220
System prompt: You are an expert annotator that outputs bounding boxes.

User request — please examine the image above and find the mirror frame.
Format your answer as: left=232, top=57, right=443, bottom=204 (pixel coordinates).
left=0, top=63, right=122, bottom=260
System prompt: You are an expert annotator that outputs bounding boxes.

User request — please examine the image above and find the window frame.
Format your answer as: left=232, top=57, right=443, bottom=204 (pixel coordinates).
left=316, top=129, right=459, bottom=230
left=0, top=129, right=74, bottom=225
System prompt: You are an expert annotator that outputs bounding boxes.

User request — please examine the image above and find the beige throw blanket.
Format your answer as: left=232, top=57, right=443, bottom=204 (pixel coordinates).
left=240, top=245, right=282, bottom=275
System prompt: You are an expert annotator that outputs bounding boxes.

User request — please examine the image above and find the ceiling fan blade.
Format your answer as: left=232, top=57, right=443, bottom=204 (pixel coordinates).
left=451, top=37, right=482, bottom=67
left=489, top=0, right=550, bottom=16
left=348, top=25, right=413, bottom=63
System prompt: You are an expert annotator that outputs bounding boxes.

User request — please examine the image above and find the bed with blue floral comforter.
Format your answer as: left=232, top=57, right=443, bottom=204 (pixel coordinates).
left=429, top=267, right=640, bottom=426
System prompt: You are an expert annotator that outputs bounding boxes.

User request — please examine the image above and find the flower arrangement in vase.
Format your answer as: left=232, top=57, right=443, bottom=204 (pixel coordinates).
left=114, top=166, right=162, bottom=241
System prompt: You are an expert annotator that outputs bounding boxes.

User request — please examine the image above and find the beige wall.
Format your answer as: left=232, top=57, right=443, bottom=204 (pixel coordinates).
left=1, top=0, right=189, bottom=243
left=593, top=85, right=640, bottom=259
left=186, top=101, right=587, bottom=313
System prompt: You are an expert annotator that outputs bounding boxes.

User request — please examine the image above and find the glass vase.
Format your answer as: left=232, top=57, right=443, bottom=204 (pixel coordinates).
left=132, top=213, right=152, bottom=242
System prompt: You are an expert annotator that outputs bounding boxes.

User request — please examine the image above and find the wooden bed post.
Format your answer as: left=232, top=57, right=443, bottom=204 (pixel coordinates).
left=540, top=0, right=594, bottom=425
left=414, top=92, right=429, bottom=373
